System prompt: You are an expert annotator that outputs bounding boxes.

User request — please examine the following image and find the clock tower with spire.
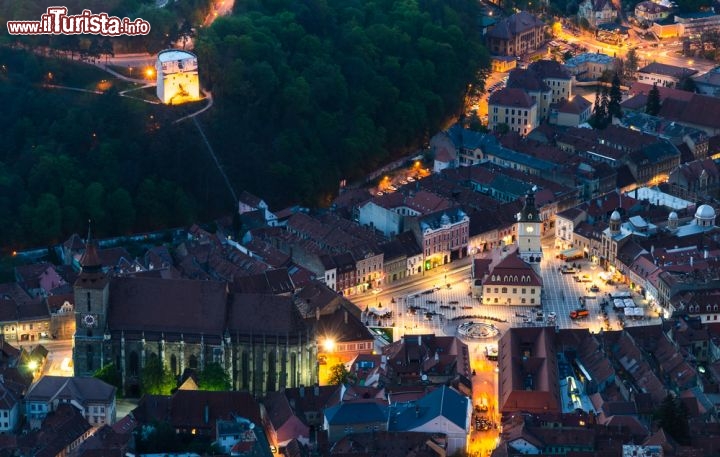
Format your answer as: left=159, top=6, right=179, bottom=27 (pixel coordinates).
left=72, top=229, right=109, bottom=376
left=516, top=188, right=543, bottom=265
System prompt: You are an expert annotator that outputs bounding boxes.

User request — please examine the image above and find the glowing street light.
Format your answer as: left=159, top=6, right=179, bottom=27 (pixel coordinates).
left=323, top=338, right=335, bottom=352
left=28, top=360, right=38, bottom=371
left=145, top=67, right=155, bottom=78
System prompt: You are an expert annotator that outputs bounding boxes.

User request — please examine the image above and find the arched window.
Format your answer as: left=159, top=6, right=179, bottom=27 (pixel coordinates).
left=189, top=354, right=198, bottom=370
left=86, top=345, right=94, bottom=372
left=129, top=351, right=139, bottom=376
left=170, top=354, right=178, bottom=375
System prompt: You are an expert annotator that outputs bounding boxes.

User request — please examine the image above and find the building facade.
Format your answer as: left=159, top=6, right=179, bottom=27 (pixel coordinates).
left=578, top=0, right=618, bottom=27
left=637, top=62, right=698, bottom=88
left=486, top=11, right=545, bottom=57
left=413, top=208, right=470, bottom=269
left=564, top=53, right=617, bottom=81
left=24, top=376, right=116, bottom=428
left=482, top=254, right=543, bottom=306
left=72, top=241, right=318, bottom=398
left=488, top=88, right=539, bottom=135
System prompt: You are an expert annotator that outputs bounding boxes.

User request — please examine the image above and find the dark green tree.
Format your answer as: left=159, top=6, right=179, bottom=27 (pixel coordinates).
left=599, top=85, right=610, bottom=125
left=94, top=363, right=122, bottom=392
left=140, top=356, right=175, bottom=395
left=87, top=37, right=101, bottom=62
left=655, top=394, right=690, bottom=445
left=495, top=123, right=510, bottom=135
left=680, top=76, right=696, bottom=92
left=100, top=38, right=114, bottom=65
left=328, top=363, right=349, bottom=385
left=591, top=81, right=607, bottom=127
left=646, top=82, right=661, bottom=115
left=29, top=194, right=62, bottom=244
left=105, top=188, right=135, bottom=235
left=197, top=362, right=231, bottom=391
left=608, top=74, right=623, bottom=119
left=624, top=47, right=639, bottom=81
left=178, top=19, right=195, bottom=50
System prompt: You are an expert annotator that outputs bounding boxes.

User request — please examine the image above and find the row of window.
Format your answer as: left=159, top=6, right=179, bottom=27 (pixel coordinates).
left=485, top=297, right=536, bottom=304
left=488, top=287, right=536, bottom=294
left=490, top=274, right=535, bottom=283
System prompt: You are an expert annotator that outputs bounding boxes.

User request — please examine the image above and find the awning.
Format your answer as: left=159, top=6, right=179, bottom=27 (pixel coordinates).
left=560, top=248, right=582, bottom=257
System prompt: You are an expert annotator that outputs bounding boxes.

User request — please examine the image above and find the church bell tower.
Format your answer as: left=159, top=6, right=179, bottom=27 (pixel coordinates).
left=72, top=232, right=109, bottom=376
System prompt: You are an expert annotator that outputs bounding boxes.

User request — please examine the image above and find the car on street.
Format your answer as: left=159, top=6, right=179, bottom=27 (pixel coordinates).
left=590, top=285, right=600, bottom=292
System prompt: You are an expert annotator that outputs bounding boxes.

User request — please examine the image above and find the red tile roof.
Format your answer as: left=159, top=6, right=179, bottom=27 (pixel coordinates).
left=489, top=87, right=536, bottom=108
left=484, top=254, right=542, bottom=287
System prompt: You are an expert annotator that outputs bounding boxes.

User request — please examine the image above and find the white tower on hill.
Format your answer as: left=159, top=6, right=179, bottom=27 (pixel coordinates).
left=156, top=49, right=200, bottom=105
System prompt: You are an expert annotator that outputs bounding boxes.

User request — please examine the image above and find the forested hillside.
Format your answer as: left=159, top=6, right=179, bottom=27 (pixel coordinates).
left=0, top=0, right=488, bottom=250
left=196, top=0, right=489, bottom=206
left=0, top=49, right=226, bottom=249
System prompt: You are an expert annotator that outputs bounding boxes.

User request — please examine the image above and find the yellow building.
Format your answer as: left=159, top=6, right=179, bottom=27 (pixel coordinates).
left=491, top=55, right=517, bottom=73
left=156, top=49, right=201, bottom=105
left=488, top=88, right=539, bottom=135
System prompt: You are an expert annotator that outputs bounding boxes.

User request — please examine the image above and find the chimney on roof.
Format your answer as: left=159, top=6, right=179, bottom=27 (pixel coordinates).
left=690, top=257, right=694, bottom=267
left=203, top=403, right=209, bottom=424
left=344, top=310, right=348, bottom=325
left=300, top=385, right=305, bottom=398
left=314, top=385, right=320, bottom=396
left=418, top=335, right=422, bottom=346
left=316, top=307, right=320, bottom=321
left=415, top=404, right=420, bottom=418
left=705, top=249, right=709, bottom=259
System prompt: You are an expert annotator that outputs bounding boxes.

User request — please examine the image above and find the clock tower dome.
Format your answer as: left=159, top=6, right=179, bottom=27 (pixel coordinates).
left=516, top=188, right=542, bottom=264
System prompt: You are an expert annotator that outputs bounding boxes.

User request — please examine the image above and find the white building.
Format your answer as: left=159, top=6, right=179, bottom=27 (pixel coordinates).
left=555, top=207, right=586, bottom=250
left=564, top=52, right=617, bottom=81
left=578, top=0, right=618, bottom=27
left=156, top=49, right=201, bottom=104
left=637, top=62, right=698, bottom=88
left=0, top=379, right=20, bottom=433
left=25, top=376, right=116, bottom=428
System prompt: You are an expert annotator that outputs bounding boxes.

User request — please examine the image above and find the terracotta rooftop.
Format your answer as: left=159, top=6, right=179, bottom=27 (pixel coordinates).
left=553, top=95, right=592, bottom=114
left=484, top=254, right=542, bottom=287
left=489, top=87, right=536, bottom=109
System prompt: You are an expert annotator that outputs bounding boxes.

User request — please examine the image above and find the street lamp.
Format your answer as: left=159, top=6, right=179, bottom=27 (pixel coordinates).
left=323, top=338, right=335, bottom=352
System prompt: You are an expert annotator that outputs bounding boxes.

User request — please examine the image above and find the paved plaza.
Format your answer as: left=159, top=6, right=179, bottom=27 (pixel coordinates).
left=361, top=241, right=662, bottom=350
